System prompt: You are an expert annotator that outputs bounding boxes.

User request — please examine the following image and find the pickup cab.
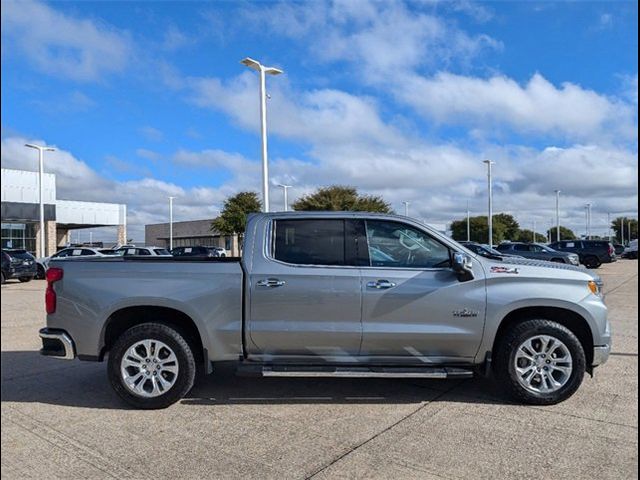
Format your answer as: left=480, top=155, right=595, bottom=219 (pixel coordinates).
left=39, top=212, right=611, bottom=409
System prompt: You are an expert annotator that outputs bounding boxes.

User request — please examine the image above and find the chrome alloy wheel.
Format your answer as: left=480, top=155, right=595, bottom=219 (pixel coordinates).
left=514, top=335, right=573, bottom=394
left=120, top=340, right=179, bottom=398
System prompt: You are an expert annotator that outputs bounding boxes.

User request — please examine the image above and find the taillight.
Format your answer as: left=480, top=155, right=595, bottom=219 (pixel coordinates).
left=45, top=267, right=63, bottom=314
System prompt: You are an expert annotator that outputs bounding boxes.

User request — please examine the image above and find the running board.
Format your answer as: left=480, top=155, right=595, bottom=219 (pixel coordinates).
left=236, top=364, right=474, bottom=379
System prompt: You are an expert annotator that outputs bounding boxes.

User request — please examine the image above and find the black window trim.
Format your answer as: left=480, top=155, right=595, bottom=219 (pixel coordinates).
left=267, top=217, right=453, bottom=271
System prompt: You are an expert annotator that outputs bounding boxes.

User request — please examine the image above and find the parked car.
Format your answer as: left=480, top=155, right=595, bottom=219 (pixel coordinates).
left=115, top=246, right=172, bottom=257
left=40, top=212, right=610, bottom=409
left=1, top=249, right=37, bottom=283
left=613, top=244, right=626, bottom=256
left=459, top=241, right=525, bottom=260
left=171, top=246, right=227, bottom=257
left=548, top=240, right=616, bottom=269
left=496, top=242, right=580, bottom=266
left=37, top=247, right=106, bottom=278
left=623, top=240, right=638, bottom=259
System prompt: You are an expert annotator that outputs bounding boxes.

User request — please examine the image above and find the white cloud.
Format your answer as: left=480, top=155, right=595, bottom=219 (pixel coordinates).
left=397, top=72, right=637, bottom=142
left=139, top=126, right=164, bottom=142
left=1, top=0, right=132, bottom=82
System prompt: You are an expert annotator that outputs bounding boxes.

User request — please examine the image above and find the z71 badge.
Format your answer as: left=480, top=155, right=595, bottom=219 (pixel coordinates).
left=491, top=266, right=520, bottom=274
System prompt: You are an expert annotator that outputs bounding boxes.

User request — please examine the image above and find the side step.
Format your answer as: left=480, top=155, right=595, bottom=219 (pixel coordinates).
left=237, top=364, right=473, bottom=379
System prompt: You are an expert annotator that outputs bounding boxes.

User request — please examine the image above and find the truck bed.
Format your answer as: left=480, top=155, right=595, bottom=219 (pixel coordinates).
left=47, top=256, right=244, bottom=361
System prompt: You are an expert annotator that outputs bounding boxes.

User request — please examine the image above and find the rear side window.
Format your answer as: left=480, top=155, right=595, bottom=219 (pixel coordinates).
left=80, top=249, right=95, bottom=256
left=136, top=249, right=151, bottom=255
left=274, top=219, right=345, bottom=266
left=154, top=249, right=170, bottom=255
left=496, top=244, right=510, bottom=251
left=514, top=244, right=530, bottom=252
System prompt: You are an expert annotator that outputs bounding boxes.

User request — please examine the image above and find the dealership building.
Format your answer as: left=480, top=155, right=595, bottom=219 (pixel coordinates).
left=1, top=168, right=127, bottom=257
left=145, top=219, right=240, bottom=256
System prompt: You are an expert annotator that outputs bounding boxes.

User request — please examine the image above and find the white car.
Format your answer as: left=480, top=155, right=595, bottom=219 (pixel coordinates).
left=624, top=239, right=638, bottom=259
left=115, top=246, right=172, bottom=257
left=37, top=247, right=106, bottom=278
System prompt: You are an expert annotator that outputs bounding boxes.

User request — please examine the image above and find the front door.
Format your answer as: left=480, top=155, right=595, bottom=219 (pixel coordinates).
left=247, top=218, right=363, bottom=361
left=359, top=219, right=486, bottom=362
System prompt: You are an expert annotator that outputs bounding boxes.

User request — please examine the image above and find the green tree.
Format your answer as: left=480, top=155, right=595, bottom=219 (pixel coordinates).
left=450, top=214, right=518, bottom=245
left=211, top=191, right=262, bottom=242
left=547, top=226, right=577, bottom=241
left=515, top=229, right=547, bottom=243
left=611, top=217, right=638, bottom=245
left=292, top=185, right=391, bottom=213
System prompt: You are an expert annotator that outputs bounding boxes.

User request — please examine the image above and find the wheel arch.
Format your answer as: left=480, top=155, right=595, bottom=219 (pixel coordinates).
left=491, top=306, right=594, bottom=369
left=100, top=306, right=207, bottom=370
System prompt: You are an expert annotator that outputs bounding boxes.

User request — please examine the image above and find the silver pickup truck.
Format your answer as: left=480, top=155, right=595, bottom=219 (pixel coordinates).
left=39, top=212, right=611, bottom=409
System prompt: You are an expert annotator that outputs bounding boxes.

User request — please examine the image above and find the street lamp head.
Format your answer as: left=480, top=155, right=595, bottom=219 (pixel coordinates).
left=25, top=143, right=55, bottom=152
left=264, top=67, right=284, bottom=76
left=241, top=57, right=283, bottom=75
left=483, top=159, right=495, bottom=165
left=241, top=57, right=261, bottom=71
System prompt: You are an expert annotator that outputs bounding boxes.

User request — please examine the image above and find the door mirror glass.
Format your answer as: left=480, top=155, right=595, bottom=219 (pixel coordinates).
left=452, top=252, right=474, bottom=282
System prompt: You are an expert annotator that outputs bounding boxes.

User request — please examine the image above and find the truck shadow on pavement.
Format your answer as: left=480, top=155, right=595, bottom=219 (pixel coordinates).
left=1, top=351, right=510, bottom=410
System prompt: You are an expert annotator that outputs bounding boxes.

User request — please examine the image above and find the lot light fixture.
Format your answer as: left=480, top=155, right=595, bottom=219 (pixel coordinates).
left=25, top=143, right=55, bottom=257
left=483, top=160, right=495, bottom=247
left=168, top=197, right=176, bottom=250
left=241, top=57, right=284, bottom=213
left=276, top=184, right=292, bottom=211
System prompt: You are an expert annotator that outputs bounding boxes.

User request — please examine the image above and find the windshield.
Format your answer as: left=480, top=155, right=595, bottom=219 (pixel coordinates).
left=481, top=244, right=505, bottom=256
left=536, top=244, right=556, bottom=252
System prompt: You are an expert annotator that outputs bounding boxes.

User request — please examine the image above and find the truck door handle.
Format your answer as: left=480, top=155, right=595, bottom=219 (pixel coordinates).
left=256, top=278, right=286, bottom=288
left=367, top=280, right=396, bottom=289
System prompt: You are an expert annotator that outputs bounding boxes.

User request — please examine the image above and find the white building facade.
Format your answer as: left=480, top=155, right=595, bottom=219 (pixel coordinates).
left=1, top=168, right=127, bottom=257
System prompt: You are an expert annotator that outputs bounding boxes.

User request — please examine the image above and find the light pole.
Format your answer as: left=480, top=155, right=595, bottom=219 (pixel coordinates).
left=621, top=218, right=625, bottom=245
left=25, top=143, right=55, bottom=257
left=483, top=160, right=495, bottom=247
left=533, top=219, right=536, bottom=243
left=607, top=212, right=611, bottom=241
left=554, top=190, right=561, bottom=242
left=241, top=57, right=283, bottom=213
left=168, top=196, right=175, bottom=250
left=466, top=201, right=471, bottom=242
left=585, top=203, right=592, bottom=239
left=402, top=201, right=410, bottom=217
left=629, top=219, right=632, bottom=244
left=277, top=184, right=292, bottom=211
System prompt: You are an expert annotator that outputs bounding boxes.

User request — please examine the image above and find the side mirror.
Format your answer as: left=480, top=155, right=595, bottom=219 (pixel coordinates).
left=452, top=252, right=474, bottom=282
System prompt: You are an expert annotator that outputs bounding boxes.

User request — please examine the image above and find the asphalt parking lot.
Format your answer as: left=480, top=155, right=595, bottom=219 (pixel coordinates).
left=1, top=261, right=637, bottom=480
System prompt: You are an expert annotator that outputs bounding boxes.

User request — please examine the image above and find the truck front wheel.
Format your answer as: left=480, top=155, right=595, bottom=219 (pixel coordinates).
left=108, top=323, right=196, bottom=409
left=495, top=319, right=586, bottom=405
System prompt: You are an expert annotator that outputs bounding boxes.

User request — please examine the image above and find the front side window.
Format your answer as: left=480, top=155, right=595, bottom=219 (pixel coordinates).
left=365, top=220, right=450, bottom=268
left=136, top=249, right=151, bottom=255
left=274, top=219, right=345, bottom=266
left=514, top=244, right=530, bottom=252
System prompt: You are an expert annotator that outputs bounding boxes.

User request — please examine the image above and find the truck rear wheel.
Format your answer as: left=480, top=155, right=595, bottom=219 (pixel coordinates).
left=108, top=323, right=196, bottom=409
left=495, top=319, right=586, bottom=405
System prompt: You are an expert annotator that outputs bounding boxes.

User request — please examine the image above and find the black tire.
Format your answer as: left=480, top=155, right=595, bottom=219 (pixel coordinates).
left=1, top=272, right=5, bottom=284
left=36, top=264, right=46, bottom=280
left=108, top=323, right=196, bottom=409
left=583, top=255, right=601, bottom=269
left=495, top=319, right=586, bottom=405
left=19, top=277, right=32, bottom=283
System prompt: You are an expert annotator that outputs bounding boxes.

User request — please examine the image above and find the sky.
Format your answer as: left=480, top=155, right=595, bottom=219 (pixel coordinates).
left=1, top=0, right=638, bottom=243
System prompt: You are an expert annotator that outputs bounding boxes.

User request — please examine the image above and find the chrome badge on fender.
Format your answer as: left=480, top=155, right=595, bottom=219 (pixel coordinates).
left=453, top=308, right=479, bottom=318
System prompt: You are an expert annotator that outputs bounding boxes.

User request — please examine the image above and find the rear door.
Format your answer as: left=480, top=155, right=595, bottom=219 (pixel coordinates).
left=359, top=219, right=486, bottom=361
left=247, top=218, right=363, bottom=359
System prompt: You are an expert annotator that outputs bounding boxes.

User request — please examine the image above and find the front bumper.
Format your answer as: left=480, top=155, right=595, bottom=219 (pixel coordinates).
left=592, top=345, right=611, bottom=367
left=39, top=328, right=76, bottom=360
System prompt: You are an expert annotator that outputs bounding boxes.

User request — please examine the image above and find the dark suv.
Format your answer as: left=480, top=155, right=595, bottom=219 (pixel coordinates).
left=170, top=246, right=226, bottom=257
left=548, top=240, right=616, bottom=269
left=495, top=242, right=580, bottom=266
left=1, top=249, right=38, bottom=283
